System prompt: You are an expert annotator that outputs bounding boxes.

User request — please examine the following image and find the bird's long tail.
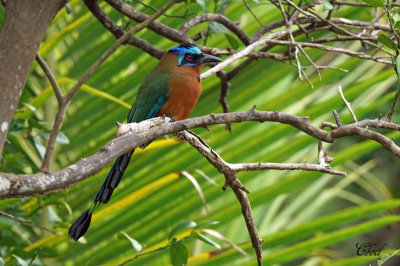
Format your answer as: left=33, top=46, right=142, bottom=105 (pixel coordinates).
left=68, top=149, right=134, bottom=240
left=95, top=149, right=134, bottom=204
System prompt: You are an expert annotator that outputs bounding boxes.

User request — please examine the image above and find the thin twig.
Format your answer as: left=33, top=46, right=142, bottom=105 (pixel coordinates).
left=243, top=0, right=263, bottom=27
left=41, top=104, right=67, bottom=172
left=0, top=210, right=31, bottom=223
left=35, top=54, right=63, bottom=104
left=229, top=162, right=345, bottom=175
left=216, top=71, right=231, bottom=132
left=290, top=63, right=348, bottom=72
left=0, top=210, right=56, bottom=233
left=339, top=85, right=358, bottom=122
left=293, top=47, right=302, bottom=79
left=334, top=0, right=400, bottom=7
left=333, top=110, right=343, bottom=127
left=318, top=122, right=337, bottom=166
left=298, top=46, right=321, bottom=80
left=387, top=89, right=400, bottom=122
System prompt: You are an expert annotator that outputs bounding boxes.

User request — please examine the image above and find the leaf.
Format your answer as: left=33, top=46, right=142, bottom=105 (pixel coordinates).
left=322, top=0, right=333, bottom=10
left=194, top=221, right=220, bottom=229
left=377, top=249, right=400, bottom=266
left=119, top=232, right=142, bottom=252
left=22, top=103, right=36, bottom=112
left=33, top=138, right=46, bottom=159
left=79, top=82, right=131, bottom=109
left=169, top=221, right=197, bottom=239
left=0, top=257, right=4, bottom=266
left=360, top=0, right=384, bottom=7
left=28, top=118, right=47, bottom=130
left=378, top=254, right=391, bottom=266
left=196, top=0, right=207, bottom=12
left=60, top=199, right=73, bottom=216
left=181, top=171, right=208, bottom=215
left=377, top=34, right=398, bottom=51
left=169, top=238, right=188, bottom=266
left=224, top=34, right=239, bottom=49
left=194, top=169, right=218, bottom=186
left=40, top=131, right=70, bottom=144
left=215, top=0, right=237, bottom=12
left=192, top=232, right=221, bottom=249
left=12, top=255, right=28, bottom=266
left=48, top=206, right=61, bottom=222
left=200, top=228, right=251, bottom=258
left=394, top=17, right=400, bottom=30
left=209, top=22, right=229, bottom=34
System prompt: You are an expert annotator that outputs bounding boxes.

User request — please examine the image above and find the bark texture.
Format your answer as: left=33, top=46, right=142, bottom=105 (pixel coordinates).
left=0, top=0, right=66, bottom=159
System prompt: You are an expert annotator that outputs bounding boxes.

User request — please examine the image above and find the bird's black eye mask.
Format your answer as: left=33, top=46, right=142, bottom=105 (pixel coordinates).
left=178, top=53, right=202, bottom=66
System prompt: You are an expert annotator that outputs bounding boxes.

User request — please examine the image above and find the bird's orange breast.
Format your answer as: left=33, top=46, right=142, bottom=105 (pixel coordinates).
left=156, top=54, right=202, bottom=120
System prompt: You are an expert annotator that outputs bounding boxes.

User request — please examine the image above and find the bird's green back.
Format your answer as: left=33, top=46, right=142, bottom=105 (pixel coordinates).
left=127, top=69, right=170, bottom=123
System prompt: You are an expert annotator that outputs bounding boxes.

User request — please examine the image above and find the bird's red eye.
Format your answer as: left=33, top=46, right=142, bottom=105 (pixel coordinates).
left=185, top=54, right=193, bottom=61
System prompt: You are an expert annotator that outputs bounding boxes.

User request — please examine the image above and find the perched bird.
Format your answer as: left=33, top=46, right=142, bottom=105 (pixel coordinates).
left=68, top=43, right=221, bottom=241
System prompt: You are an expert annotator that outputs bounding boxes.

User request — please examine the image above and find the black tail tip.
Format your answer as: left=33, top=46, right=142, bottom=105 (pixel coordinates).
left=68, top=209, right=93, bottom=241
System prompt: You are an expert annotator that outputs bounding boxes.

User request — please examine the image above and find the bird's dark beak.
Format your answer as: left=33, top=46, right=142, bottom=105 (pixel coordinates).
left=198, top=54, right=222, bottom=64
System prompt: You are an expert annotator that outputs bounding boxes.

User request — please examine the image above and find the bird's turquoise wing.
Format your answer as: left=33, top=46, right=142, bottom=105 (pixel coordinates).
left=127, top=69, right=170, bottom=123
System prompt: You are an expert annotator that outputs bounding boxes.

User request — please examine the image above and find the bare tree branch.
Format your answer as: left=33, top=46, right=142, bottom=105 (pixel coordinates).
left=334, top=0, right=400, bottom=7
left=0, top=210, right=31, bottom=223
left=229, top=162, right=345, bottom=175
left=339, top=85, right=358, bottom=122
left=4, top=110, right=400, bottom=199
left=173, top=130, right=262, bottom=264
left=387, top=89, right=400, bottom=122
left=216, top=71, right=231, bottom=132
left=35, top=54, right=63, bottom=104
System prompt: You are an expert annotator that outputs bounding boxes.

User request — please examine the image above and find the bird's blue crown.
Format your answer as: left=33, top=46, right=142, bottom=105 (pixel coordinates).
left=169, top=43, right=202, bottom=66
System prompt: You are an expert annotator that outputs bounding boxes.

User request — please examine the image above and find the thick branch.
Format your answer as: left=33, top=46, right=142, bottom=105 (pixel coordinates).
left=174, top=130, right=262, bottom=264
left=2, top=111, right=400, bottom=199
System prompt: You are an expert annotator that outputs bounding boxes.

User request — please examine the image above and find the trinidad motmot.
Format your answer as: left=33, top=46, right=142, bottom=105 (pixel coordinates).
left=68, top=43, right=222, bottom=241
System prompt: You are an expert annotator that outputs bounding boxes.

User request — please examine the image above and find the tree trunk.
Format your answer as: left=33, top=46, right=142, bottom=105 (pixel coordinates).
left=0, top=0, right=67, bottom=160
